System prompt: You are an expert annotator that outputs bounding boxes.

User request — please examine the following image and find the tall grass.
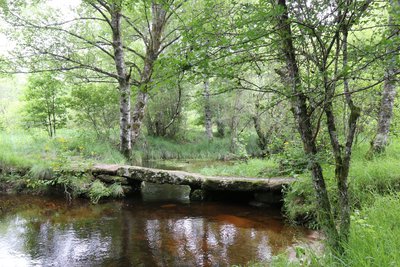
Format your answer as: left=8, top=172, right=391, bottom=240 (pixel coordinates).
left=341, top=194, right=400, bottom=266
left=272, top=194, right=400, bottom=266
left=0, top=129, right=126, bottom=172
left=141, top=136, right=233, bottom=160
left=283, top=139, right=400, bottom=227
left=1, top=129, right=264, bottom=171
left=348, top=141, right=400, bottom=206
left=198, top=158, right=279, bottom=178
left=0, top=130, right=45, bottom=169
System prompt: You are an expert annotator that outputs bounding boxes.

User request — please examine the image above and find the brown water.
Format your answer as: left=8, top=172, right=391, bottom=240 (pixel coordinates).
left=0, top=184, right=313, bottom=266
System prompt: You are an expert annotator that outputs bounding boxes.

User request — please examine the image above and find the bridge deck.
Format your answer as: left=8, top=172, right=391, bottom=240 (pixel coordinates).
left=92, top=164, right=295, bottom=192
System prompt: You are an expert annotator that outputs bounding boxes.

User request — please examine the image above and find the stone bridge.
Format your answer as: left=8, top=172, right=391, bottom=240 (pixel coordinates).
left=91, top=164, right=295, bottom=203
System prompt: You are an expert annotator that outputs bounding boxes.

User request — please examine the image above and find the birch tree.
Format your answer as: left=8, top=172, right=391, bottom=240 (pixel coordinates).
left=369, top=0, right=400, bottom=156
left=0, top=0, right=183, bottom=157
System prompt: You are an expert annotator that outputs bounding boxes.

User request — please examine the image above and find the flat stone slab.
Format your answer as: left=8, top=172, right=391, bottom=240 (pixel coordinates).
left=92, top=164, right=121, bottom=175
left=92, top=164, right=295, bottom=192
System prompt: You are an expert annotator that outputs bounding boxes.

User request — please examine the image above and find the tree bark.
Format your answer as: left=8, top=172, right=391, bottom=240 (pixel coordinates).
left=215, top=103, right=225, bottom=137
left=132, top=90, right=149, bottom=144
left=336, top=27, right=360, bottom=245
left=203, top=79, right=213, bottom=140
left=323, top=1, right=369, bottom=249
left=230, top=90, right=242, bottom=153
left=110, top=4, right=131, bottom=158
left=216, top=119, right=225, bottom=137
left=131, top=2, right=167, bottom=147
left=370, top=0, right=399, bottom=155
left=252, top=98, right=268, bottom=155
left=276, top=0, right=339, bottom=249
left=119, top=84, right=132, bottom=158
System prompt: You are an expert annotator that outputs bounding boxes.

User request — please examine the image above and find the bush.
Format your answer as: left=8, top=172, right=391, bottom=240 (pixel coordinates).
left=276, top=141, right=310, bottom=175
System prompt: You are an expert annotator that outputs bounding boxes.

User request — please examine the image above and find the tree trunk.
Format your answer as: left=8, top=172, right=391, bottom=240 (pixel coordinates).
left=372, top=72, right=397, bottom=153
left=119, top=84, right=132, bottom=158
left=52, top=94, right=56, bottom=137
left=203, top=79, right=213, bottom=140
left=47, top=111, right=53, bottom=138
left=215, top=103, right=225, bottom=137
left=154, top=111, right=165, bottom=136
left=230, top=90, right=242, bottom=153
left=338, top=27, right=359, bottom=245
left=370, top=0, right=399, bottom=155
left=276, top=0, right=339, bottom=249
left=216, top=119, right=225, bottom=137
left=252, top=99, right=268, bottom=155
left=131, top=2, right=167, bottom=147
left=252, top=115, right=268, bottom=154
left=110, top=5, right=131, bottom=158
left=131, top=90, right=149, bottom=144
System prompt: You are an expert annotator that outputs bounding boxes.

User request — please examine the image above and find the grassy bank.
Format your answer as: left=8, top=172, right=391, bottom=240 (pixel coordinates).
left=282, top=140, right=400, bottom=227
left=197, top=158, right=279, bottom=178
left=142, top=136, right=234, bottom=160
left=0, top=130, right=257, bottom=170
left=268, top=140, right=400, bottom=266
left=0, top=129, right=260, bottom=202
left=0, top=129, right=128, bottom=202
left=0, top=129, right=126, bottom=171
left=272, top=193, right=400, bottom=266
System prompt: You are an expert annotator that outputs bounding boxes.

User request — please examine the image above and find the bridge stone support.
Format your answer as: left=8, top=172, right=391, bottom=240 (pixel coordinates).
left=91, top=164, right=296, bottom=203
left=254, top=190, right=283, bottom=204
left=128, top=180, right=143, bottom=193
left=189, top=187, right=208, bottom=201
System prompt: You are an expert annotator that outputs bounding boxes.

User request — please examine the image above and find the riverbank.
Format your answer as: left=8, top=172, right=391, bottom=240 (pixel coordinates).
left=2, top=130, right=400, bottom=217
left=0, top=162, right=295, bottom=206
left=0, top=129, right=285, bottom=204
left=2, top=130, right=400, bottom=265
left=270, top=141, right=400, bottom=266
left=272, top=193, right=400, bottom=266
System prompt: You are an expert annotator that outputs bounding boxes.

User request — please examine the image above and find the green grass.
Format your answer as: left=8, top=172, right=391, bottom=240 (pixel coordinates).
left=141, top=136, right=233, bottom=160
left=0, top=129, right=263, bottom=170
left=282, top=140, right=400, bottom=227
left=197, top=158, right=279, bottom=178
left=348, top=141, right=400, bottom=206
left=0, top=129, right=127, bottom=201
left=341, top=194, right=400, bottom=266
left=0, top=129, right=127, bottom=172
left=272, top=194, right=400, bottom=266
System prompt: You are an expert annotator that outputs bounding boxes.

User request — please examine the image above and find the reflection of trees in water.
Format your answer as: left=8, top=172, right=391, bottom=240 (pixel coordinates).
left=5, top=212, right=275, bottom=266
left=140, top=217, right=272, bottom=266
left=1, top=200, right=125, bottom=266
left=0, top=196, right=306, bottom=266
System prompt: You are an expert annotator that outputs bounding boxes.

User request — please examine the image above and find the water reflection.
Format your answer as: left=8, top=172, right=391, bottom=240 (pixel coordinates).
left=0, top=194, right=312, bottom=266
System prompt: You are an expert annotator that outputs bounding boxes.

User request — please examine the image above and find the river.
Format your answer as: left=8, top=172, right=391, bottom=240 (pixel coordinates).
left=0, top=183, right=315, bottom=266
